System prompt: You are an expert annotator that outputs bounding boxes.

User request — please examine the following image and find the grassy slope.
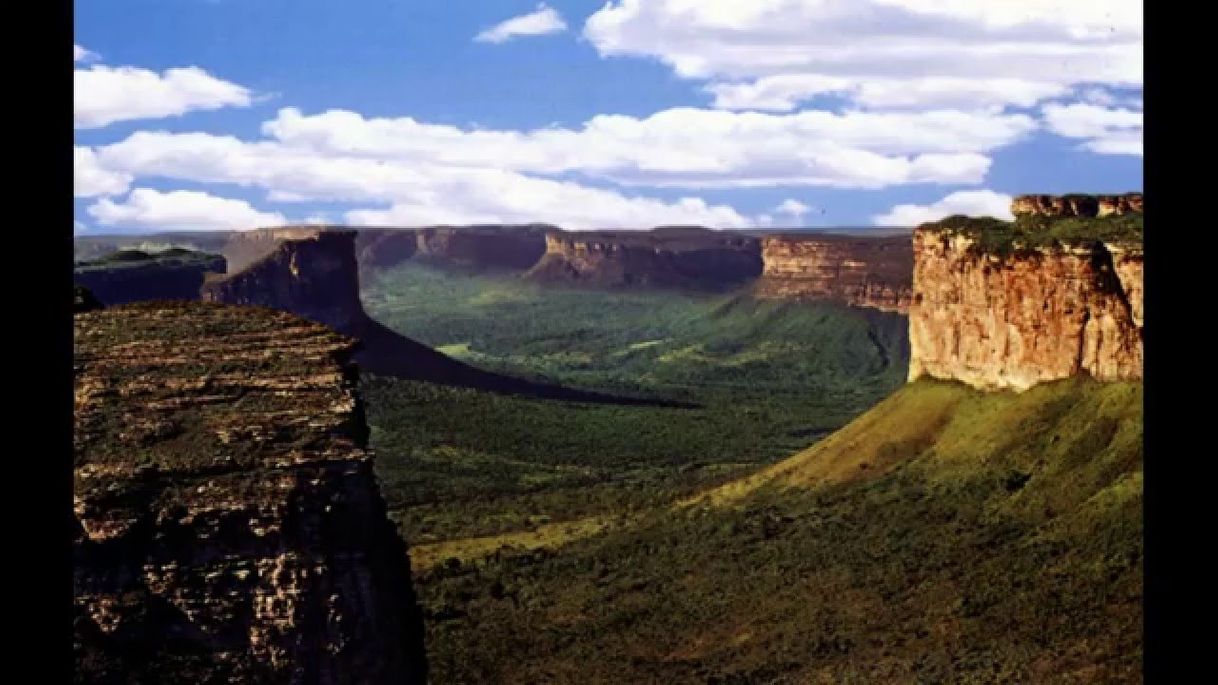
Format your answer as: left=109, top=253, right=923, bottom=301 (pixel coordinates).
left=361, top=263, right=908, bottom=543
left=417, top=378, right=1142, bottom=684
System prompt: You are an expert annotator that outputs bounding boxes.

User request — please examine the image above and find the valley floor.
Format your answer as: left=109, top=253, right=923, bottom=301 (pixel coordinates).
left=361, top=263, right=1141, bottom=683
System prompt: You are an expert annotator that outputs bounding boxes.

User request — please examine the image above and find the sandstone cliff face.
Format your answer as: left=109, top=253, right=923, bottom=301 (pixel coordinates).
left=524, top=228, right=762, bottom=290
left=74, top=250, right=227, bottom=306
left=1011, top=193, right=1143, bottom=218
left=753, top=235, right=913, bottom=313
left=221, top=227, right=331, bottom=274
left=204, top=232, right=363, bottom=332
left=907, top=229, right=1143, bottom=391
left=203, top=230, right=664, bottom=404
left=73, top=301, right=427, bottom=683
left=413, top=225, right=549, bottom=270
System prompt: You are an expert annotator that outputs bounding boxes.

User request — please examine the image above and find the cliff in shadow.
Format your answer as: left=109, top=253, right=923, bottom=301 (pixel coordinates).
left=73, top=301, right=427, bottom=683
left=202, top=230, right=681, bottom=406
left=74, top=249, right=226, bottom=306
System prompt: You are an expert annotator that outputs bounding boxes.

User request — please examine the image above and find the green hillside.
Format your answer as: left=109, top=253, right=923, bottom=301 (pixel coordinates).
left=361, top=263, right=909, bottom=544
left=414, top=379, right=1142, bottom=683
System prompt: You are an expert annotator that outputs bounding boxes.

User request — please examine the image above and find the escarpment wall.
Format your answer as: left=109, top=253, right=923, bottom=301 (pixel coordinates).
left=203, top=231, right=364, bottom=332
left=201, top=230, right=668, bottom=404
left=907, top=228, right=1143, bottom=391
left=220, top=226, right=331, bottom=273
left=74, top=252, right=227, bottom=306
left=1011, top=193, right=1143, bottom=218
left=73, top=302, right=427, bottom=683
left=413, top=226, right=549, bottom=270
left=524, top=229, right=762, bottom=290
left=753, top=235, right=913, bottom=313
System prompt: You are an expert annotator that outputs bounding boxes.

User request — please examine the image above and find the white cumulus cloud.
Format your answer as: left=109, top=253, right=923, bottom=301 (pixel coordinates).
left=872, top=189, right=1013, bottom=226
left=584, top=0, right=1141, bottom=112
left=1042, top=102, right=1142, bottom=156
left=87, top=188, right=288, bottom=232
left=75, top=146, right=132, bottom=197
left=774, top=198, right=811, bottom=220
left=75, top=64, right=252, bottom=129
left=261, top=105, right=1033, bottom=189
left=475, top=3, right=567, bottom=44
left=89, top=130, right=751, bottom=230
left=74, top=44, right=99, bottom=63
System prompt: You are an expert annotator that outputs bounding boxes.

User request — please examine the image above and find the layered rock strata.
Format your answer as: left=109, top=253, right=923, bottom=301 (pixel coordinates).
left=524, top=227, right=762, bottom=290
left=1010, top=193, right=1143, bottom=218
left=412, top=225, right=550, bottom=270
left=753, top=234, right=913, bottom=313
left=74, top=249, right=226, bottom=306
left=907, top=228, right=1143, bottom=391
left=73, top=301, right=427, bottom=683
left=202, top=230, right=673, bottom=405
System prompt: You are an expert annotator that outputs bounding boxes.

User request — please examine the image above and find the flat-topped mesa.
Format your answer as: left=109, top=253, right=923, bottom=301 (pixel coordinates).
left=753, top=234, right=913, bottom=313
left=1011, top=193, right=1143, bottom=218
left=220, top=226, right=332, bottom=273
left=201, top=229, right=670, bottom=404
left=74, top=248, right=226, bottom=306
left=523, top=227, right=762, bottom=290
left=411, top=225, right=551, bottom=270
left=908, top=213, right=1143, bottom=391
left=204, top=230, right=364, bottom=332
left=73, top=301, right=427, bottom=683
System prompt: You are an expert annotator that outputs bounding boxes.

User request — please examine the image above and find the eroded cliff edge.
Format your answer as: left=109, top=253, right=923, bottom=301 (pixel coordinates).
left=73, top=301, right=427, bottom=683
left=754, top=234, right=913, bottom=313
left=908, top=197, right=1143, bottom=391
left=203, top=229, right=677, bottom=405
left=524, top=227, right=762, bottom=290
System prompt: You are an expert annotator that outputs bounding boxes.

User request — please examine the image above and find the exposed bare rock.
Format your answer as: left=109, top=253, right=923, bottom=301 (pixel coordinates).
left=524, top=227, right=762, bottom=290
left=1010, top=193, right=1143, bottom=218
left=202, top=230, right=674, bottom=405
left=73, top=301, right=427, bottom=683
left=753, top=234, right=913, bottom=313
left=74, top=249, right=227, bottom=306
left=907, top=228, right=1143, bottom=391
left=220, top=227, right=331, bottom=273
left=412, top=225, right=550, bottom=270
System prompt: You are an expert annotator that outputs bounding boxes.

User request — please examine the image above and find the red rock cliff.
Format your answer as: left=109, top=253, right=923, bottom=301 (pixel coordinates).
left=73, top=301, right=427, bottom=683
left=754, top=234, right=913, bottom=313
left=524, top=228, right=762, bottom=290
left=220, top=227, right=330, bottom=273
left=907, top=228, right=1143, bottom=391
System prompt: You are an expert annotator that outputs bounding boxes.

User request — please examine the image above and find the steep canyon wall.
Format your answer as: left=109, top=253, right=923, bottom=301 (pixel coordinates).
left=754, top=235, right=913, bottom=313
left=73, top=302, right=427, bottom=683
left=907, top=199, right=1143, bottom=391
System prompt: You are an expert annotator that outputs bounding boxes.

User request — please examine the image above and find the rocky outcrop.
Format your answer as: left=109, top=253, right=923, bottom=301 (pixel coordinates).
left=220, top=227, right=330, bottom=274
left=524, top=227, right=762, bottom=290
left=753, top=235, right=913, bottom=313
left=73, top=301, right=427, bottom=683
left=74, top=249, right=227, bottom=306
left=204, top=231, right=364, bottom=332
left=413, top=225, right=550, bottom=270
left=203, top=230, right=676, bottom=405
left=1011, top=193, right=1143, bottom=218
left=74, top=285, right=103, bottom=313
left=907, top=227, right=1143, bottom=391
left=355, top=230, right=419, bottom=271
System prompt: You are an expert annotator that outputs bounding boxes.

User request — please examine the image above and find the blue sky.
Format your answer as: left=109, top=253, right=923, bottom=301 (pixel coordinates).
left=74, top=1, right=1143, bottom=233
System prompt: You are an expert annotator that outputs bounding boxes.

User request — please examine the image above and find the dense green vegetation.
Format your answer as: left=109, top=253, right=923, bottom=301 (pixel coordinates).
left=415, top=379, right=1142, bottom=683
left=361, top=263, right=908, bottom=544
left=74, top=247, right=226, bottom=272
left=360, top=263, right=1140, bottom=682
left=929, top=213, right=1144, bottom=255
